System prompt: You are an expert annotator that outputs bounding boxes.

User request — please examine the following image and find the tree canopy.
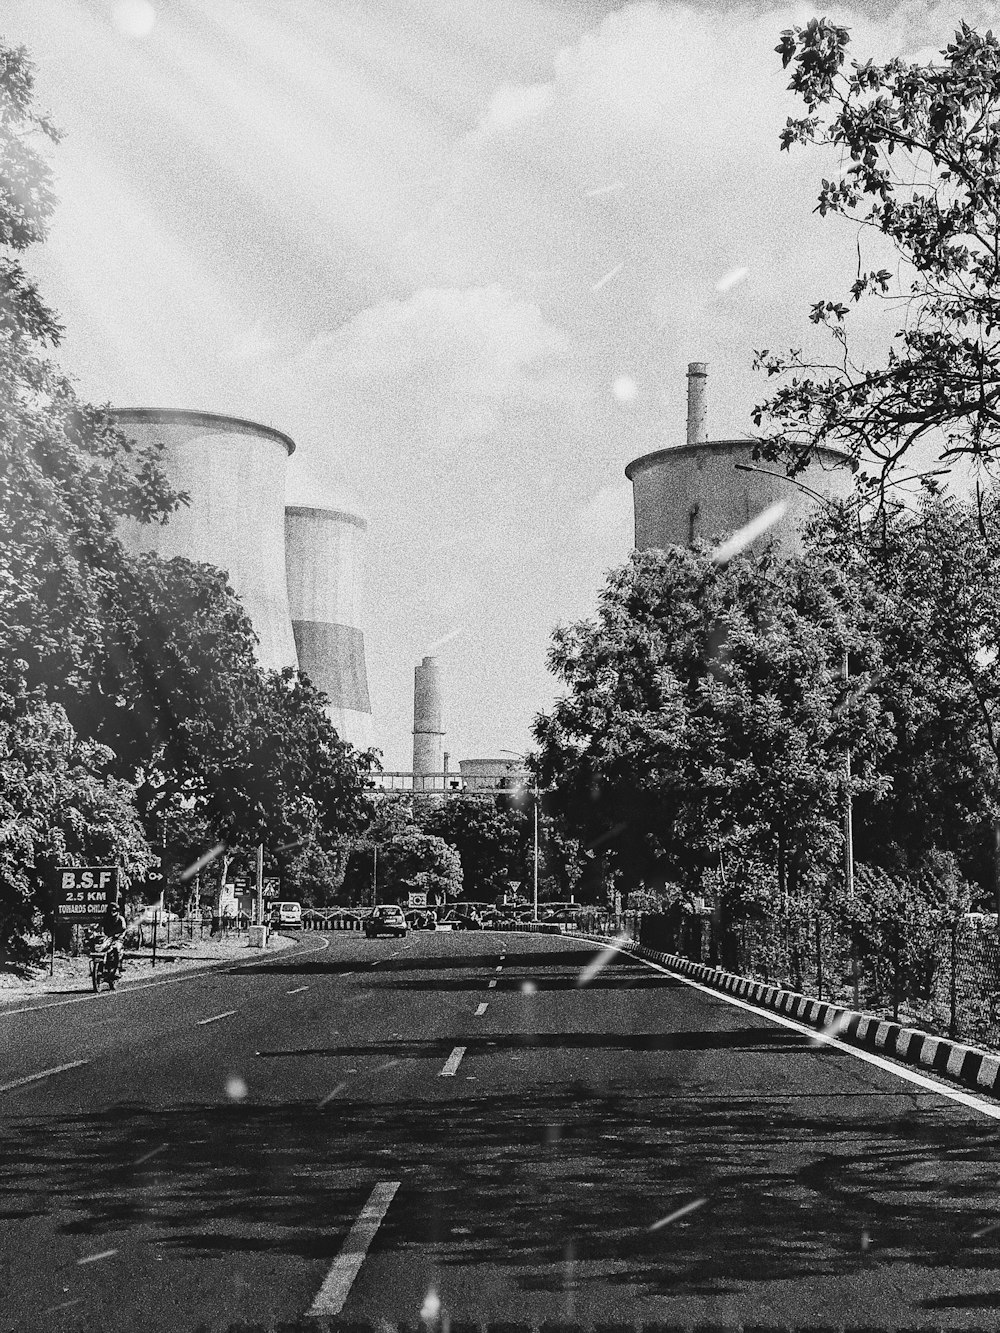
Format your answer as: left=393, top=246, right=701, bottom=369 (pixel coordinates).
left=533, top=542, right=887, bottom=913
left=753, top=20, right=1000, bottom=496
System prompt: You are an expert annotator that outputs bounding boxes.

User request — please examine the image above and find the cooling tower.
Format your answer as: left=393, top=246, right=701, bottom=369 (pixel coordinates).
left=413, top=656, right=444, bottom=795
left=113, top=408, right=298, bottom=672
left=625, top=364, right=853, bottom=554
left=284, top=505, right=373, bottom=751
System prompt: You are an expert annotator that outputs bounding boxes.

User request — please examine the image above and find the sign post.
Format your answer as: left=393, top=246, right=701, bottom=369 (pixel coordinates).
left=53, top=867, right=119, bottom=925
left=52, top=867, right=119, bottom=954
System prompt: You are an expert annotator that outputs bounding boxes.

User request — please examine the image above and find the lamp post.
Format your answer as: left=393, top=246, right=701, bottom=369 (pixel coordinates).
left=501, top=750, right=539, bottom=922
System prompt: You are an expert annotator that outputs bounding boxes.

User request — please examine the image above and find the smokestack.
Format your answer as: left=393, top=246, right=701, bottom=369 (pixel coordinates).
left=686, top=362, right=708, bottom=446
left=413, top=656, right=444, bottom=795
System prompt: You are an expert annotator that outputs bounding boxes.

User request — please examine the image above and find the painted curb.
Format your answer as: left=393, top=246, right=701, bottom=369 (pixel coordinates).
left=535, top=924, right=1000, bottom=1101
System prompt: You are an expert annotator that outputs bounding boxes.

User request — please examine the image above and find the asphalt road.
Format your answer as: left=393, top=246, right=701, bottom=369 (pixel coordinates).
left=4, top=928, right=1000, bottom=1331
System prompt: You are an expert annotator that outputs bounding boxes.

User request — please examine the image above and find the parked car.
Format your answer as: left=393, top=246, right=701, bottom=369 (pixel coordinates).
left=138, top=907, right=180, bottom=924
left=365, top=905, right=408, bottom=938
left=268, top=901, right=303, bottom=930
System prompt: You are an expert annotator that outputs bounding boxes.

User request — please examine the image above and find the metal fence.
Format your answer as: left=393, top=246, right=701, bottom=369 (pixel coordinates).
left=636, top=908, right=1000, bottom=1048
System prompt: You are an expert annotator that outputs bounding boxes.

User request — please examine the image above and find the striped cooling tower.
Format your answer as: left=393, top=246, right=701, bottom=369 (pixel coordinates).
left=112, top=408, right=298, bottom=672
left=283, top=505, right=373, bottom=751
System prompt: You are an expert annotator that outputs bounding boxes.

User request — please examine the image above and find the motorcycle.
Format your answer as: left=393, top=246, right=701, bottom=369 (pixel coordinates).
left=86, top=931, right=123, bottom=992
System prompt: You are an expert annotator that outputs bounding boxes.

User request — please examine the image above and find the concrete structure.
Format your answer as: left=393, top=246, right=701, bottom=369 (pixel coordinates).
left=458, top=758, right=527, bottom=793
left=284, top=505, right=372, bottom=751
left=625, top=364, right=853, bottom=554
left=412, top=656, right=444, bottom=796
left=113, top=408, right=298, bottom=672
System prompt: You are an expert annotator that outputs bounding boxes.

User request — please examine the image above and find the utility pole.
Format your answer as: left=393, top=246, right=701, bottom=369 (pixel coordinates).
left=372, top=845, right=378, bottom=907
left=842, top=648, right=855, bottom=902
left=255, top=843, right=264, bottom=929
left=533, top=789, right=539, bottom=922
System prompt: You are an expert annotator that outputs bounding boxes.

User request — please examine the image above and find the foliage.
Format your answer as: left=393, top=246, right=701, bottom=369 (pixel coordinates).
left=0, top=694, right=151, bottom=955
left=376, top=831, right=462, bottom=905
left=419, top=795, right=524, bottom=900
left=533, top=543, right=887, bottom=910
left=807, top=489, right=1000, bottom=888
left=754, top=20, right=1000, bottom=495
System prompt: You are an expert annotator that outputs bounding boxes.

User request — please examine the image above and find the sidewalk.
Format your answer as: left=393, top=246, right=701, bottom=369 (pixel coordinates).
left=0, top=930, right=296, bottom=1006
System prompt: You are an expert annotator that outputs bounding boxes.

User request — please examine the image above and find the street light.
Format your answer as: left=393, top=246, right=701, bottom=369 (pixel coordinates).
left=500, top=750, right=539, bottom=922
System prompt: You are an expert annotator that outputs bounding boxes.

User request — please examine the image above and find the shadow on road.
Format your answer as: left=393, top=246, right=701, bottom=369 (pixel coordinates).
left=253, top=1026, right=810, bottom=1060
left=2, top=1081, right=999, bottom=1308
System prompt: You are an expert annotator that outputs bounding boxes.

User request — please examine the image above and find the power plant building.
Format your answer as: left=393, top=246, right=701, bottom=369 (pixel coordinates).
left=625, top=364, right=853, bottom=553
left=114, top=408, right=299, bottom=673
left=285, top=505, right=372, bottom=751
left=113, top=408, right=373, bottom=750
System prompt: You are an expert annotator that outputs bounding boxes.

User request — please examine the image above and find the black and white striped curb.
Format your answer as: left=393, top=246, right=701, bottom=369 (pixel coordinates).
left=562, top=930, right=1000, bottom=1099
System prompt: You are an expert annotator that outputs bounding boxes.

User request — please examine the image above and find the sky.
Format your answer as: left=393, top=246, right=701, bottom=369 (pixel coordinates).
left=2, top=0, right=992, bottom=768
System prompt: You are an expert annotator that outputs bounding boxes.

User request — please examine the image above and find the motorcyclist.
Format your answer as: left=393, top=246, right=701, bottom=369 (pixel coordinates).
left=89, top=900, right=126, bottom=984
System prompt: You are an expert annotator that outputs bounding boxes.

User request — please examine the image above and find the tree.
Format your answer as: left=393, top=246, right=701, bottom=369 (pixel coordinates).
left=376, top=832, right=462, bottom=905
left=0, top=43, right=179, bottom=705
left=753, top=20, right=1000, bottom=497
left=533, top=542, right=887, bottom=915
left=807, top=487, right=1000, bottom=892
left=419, top=795, right=523, bottom=900
left=0, top=693, right=152, bottom=956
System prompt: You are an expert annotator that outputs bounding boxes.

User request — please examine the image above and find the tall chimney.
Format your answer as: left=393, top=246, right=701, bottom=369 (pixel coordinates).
left=412, top=655, right=444, bottom=796
left=686, top=362, right=708, bottom=446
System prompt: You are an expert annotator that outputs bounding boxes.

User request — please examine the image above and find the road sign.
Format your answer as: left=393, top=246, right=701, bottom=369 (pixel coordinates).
left=263, top=877, right=280, bottom=898
left=508, top=881, right=521, bottom=893
left=53, top=867, right=119, bottom=924
left=408, top=891, right=428, bottom=908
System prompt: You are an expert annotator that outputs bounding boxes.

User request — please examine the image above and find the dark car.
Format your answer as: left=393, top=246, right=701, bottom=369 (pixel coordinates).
left=364, top=905, right=408, bottom=938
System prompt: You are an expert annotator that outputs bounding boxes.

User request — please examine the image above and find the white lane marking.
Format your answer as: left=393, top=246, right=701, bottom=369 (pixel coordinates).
left=0, top=934, right=332, bottom=1017
left=77, top=1248, right=119, bottom=1265
left=307, top=1181, right=401, bottom=1316
left=196, top=1010, right=237, bottom=1026
left=0, top=1059, right=89, bottom=1094
left=475, top=1003, right=488, bottom=1017
left=495, top=965, right=503, bottom=972
left=592, top=939, right=1000, bottom=1123
left=487, top=979, right=497, bottom=989
left=286, top=987, right=310, bottom=995
left=318, top=1081, right=350, bottom=1108
left=438, top=1046, right=466, bottom=1077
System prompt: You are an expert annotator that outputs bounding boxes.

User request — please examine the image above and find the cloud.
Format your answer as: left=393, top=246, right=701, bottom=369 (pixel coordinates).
left=284, top=284, right=579, bottom=457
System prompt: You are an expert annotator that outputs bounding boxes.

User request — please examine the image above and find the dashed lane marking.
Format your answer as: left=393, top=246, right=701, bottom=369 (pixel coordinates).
left=495, top=965, right=503, bottom=972
left=0, top=1059, right=89, bottom=1095
left=286, top=987, right=310, bottom=995
left=196, top=1010, right=237, bottom=1026
left=487, top=979, right=497, bottom=989
left=307, top=1181, right=401, bottom=1316
left=475, top=1003, right=488, bottom=1017
left=438, top=1046, right=466, bottom=1077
